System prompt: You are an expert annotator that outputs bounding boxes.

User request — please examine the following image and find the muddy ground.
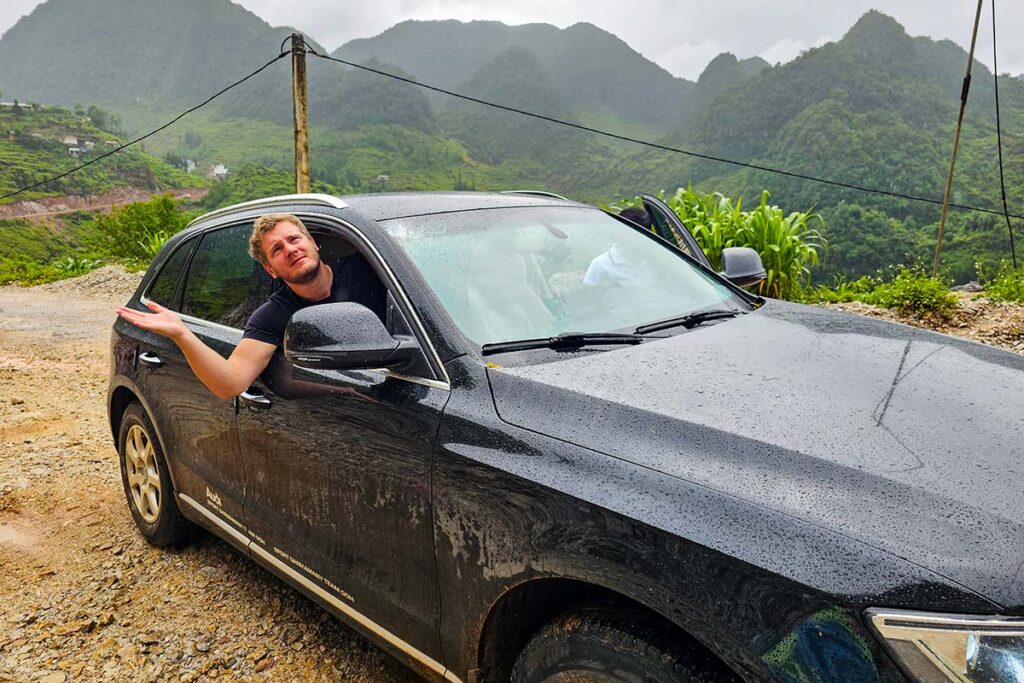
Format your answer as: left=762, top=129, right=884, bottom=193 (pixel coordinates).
left=0, top=268, right=418, bottom=682
left=1, top=267, right=1022, bottom=682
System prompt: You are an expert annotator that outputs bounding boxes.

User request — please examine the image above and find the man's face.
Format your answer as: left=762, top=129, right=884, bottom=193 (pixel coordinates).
left=260, top=221, right=321, bottom=285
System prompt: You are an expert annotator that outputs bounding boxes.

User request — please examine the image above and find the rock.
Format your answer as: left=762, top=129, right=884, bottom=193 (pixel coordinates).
left=116, top=644, right=139, bottom=661
left=254, top=657, right=274, bottom=673
left=194, top=640, right=210, bottom=654
left=38, top=673, right=66, bottom=683
left=138, top=632, right=160, bottom=645
left=10, top=398, right=24, bottom=405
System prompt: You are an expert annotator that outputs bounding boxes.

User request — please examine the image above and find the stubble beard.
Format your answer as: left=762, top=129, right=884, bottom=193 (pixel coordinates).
left=282, top=255, right=322, bottom=286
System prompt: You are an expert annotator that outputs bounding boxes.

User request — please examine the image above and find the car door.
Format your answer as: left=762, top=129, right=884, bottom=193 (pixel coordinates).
left=133, top=223, right=263, bottom=540
left=235, top=222, right=450, bottom=670
left=640, top=194, right=713, bottom=269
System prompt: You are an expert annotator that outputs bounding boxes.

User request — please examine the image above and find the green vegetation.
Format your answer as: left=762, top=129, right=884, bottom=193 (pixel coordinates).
left=804, top=267, right=958, bottom=319
left=92, top=194, right=191, bottom=264
left=0, top=195, right=195, bottom=284
left=979, top=261, right=1024, bottom=302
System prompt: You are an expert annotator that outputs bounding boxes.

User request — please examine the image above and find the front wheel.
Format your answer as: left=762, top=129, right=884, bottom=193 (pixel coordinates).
left=512, top=608, right=738, bottom=683
left=118, top=402, right=191, bottom=547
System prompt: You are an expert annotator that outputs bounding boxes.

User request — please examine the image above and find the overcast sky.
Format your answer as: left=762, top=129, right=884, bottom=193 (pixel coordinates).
left=1, top=0, right=1021, bottom=81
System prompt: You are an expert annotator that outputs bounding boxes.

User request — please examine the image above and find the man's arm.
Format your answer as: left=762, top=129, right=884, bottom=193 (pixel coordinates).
left=116, top=301, right=276, bottom=400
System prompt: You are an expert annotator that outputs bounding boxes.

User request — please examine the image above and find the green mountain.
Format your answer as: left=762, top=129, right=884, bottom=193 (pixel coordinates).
left=0, top=0, right=434, bottom=134
left=441, top=47, right=590, bottom=164
left=335, top=19, right=694, bottom=130
left=0, top=0, right=296, bottom=110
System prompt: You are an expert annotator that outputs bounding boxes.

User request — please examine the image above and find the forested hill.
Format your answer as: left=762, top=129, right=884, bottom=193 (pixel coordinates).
left=335, top=19, right=695, bottom=129
left=0, top=0, right=298, bottom=109
left=0, top=103, right=198, bottom=201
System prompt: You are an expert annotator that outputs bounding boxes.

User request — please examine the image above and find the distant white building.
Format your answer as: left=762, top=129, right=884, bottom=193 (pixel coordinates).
left=61, top=135, right=78, bottom=146
left=207, top=163, right=228, bottom=181
left=0, top=102, right=34, bottom=111
left=184, top=159, right=196, bottom=173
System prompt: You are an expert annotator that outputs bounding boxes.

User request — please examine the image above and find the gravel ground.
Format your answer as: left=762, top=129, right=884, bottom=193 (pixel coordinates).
left=0, top=268, right=418, bottom=683
left=1, top=267, right=1021, bottom=683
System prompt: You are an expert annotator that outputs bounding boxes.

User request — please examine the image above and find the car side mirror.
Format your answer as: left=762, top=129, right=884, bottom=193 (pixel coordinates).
left=720, top=247, right=767, bottom=288
left=284, top=302, right=419, bottom=371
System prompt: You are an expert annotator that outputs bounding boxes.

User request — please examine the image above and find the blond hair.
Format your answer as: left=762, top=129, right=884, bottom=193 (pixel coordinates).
left=248, top=213, right=311, bottom=265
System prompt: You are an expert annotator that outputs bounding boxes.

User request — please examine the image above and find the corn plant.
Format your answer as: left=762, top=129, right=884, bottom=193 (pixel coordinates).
left=730, top=192, right=825, bottom=299
left=137, top=228, right=170, bottom=259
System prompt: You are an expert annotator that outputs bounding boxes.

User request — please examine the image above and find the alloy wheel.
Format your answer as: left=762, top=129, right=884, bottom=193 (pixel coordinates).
left=125, top=424, right=161, bottom=523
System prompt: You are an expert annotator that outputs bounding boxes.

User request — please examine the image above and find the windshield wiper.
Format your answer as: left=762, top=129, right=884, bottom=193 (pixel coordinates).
left=635, top=309, right=743, bottom=335
left=481, top=332, right=659, bottom=356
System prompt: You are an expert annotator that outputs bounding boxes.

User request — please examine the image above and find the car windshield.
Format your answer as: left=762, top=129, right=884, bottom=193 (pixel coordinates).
left=380, top=206, right=748, bottom=347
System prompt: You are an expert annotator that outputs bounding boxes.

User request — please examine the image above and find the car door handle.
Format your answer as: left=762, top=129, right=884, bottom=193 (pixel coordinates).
left=138, top=351, right=163, bottom=368
left=239, top=389, right=272, bottom=411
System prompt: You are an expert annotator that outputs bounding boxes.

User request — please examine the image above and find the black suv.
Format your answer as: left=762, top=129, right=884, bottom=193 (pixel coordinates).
left=109, top=192, right=1024, bottom=683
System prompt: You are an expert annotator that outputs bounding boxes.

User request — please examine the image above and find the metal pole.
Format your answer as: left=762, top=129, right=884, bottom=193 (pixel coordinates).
left=933, top=0, right=985, bottom=278
left=291, top=33, right=310, bottom=194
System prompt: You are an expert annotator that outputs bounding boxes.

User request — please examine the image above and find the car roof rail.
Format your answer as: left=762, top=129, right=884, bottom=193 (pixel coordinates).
left=500, top=190, right=569, bottom=201
left=186, top=193, right=348, bottom=228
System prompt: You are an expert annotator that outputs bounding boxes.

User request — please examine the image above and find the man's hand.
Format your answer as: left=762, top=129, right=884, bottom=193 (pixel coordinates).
left=116, top=301, right=188, bottom=340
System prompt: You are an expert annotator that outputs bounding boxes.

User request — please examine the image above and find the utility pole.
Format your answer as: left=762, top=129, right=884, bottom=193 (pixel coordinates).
left=933, top=0, right=984, bottom=278
left=291, top=33, right=310, bottom=194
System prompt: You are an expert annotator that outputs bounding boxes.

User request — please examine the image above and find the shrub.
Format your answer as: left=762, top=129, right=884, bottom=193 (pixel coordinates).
left=866, top=267, right=957, bottom=318
left=93, top=194, right=187, bottom=263
left=801, top=274, right=877, bottom=303
left=979, top=261, right=1024, bottom=302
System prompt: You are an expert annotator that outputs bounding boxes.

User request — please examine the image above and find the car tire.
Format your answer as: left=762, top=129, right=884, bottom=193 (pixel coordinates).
left=118, top=402, right=191, bottom=547
left=511, top=607, right=738, bottom=683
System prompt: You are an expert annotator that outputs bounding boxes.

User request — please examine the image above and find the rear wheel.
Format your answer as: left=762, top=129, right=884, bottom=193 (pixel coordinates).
left=118, top=402, right=191, bottom=547
left=511, top=608, right=738, bottom=683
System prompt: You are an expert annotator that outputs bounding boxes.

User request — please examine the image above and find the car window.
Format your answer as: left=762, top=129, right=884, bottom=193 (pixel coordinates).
left=146, top=236, right=196, bottom=310
left=182, top=225, right=266, bottom=328
left=381, top=206, right=746, bottom=347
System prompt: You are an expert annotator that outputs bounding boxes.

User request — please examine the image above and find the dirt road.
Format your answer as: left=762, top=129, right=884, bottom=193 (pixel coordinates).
left=0, top=188, right=207, bottom=222
left=0, top=269, right=417, bottom=682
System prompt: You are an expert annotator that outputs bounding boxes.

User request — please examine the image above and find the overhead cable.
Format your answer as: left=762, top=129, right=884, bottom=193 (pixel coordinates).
left=306, top=44, right=1024, bottom=221
left=991, top=0, right=1018, bottom=268
left=0, top=50, right=290, bottom=202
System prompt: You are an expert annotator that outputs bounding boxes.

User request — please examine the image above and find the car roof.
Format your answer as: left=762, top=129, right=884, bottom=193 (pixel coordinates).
left=184, top=191, right=595, bottom=234
left=341, top=191, right=589, bottom=222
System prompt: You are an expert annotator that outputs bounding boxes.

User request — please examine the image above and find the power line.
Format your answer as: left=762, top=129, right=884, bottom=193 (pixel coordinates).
left=307, top=44, right=1024, bottom=222
left=991, top=0, right=1018, bottom=268
left=0, top=50, right=289, bottom=202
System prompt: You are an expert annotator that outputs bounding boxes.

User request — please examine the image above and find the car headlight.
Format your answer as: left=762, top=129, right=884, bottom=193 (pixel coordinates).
left=867, top=609, right=1024, bottom=682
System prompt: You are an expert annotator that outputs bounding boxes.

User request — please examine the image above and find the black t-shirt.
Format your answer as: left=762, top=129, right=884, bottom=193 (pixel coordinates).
left=242, top=254, right=386, bottom=347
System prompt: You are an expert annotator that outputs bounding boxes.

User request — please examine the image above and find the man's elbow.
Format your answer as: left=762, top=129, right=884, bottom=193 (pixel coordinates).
left=209, top=379, right=249, bottom=400
left=212, top=387, right=240, bottom=401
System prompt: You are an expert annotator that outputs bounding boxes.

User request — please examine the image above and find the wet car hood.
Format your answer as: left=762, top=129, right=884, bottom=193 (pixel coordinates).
left=488, top=300, right=1024, bottom=609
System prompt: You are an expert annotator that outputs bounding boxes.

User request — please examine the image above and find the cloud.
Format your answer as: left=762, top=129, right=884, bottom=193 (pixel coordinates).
left=655, top=39, right=729, bottom=82
left=759, top=35, right=833, bottom=66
